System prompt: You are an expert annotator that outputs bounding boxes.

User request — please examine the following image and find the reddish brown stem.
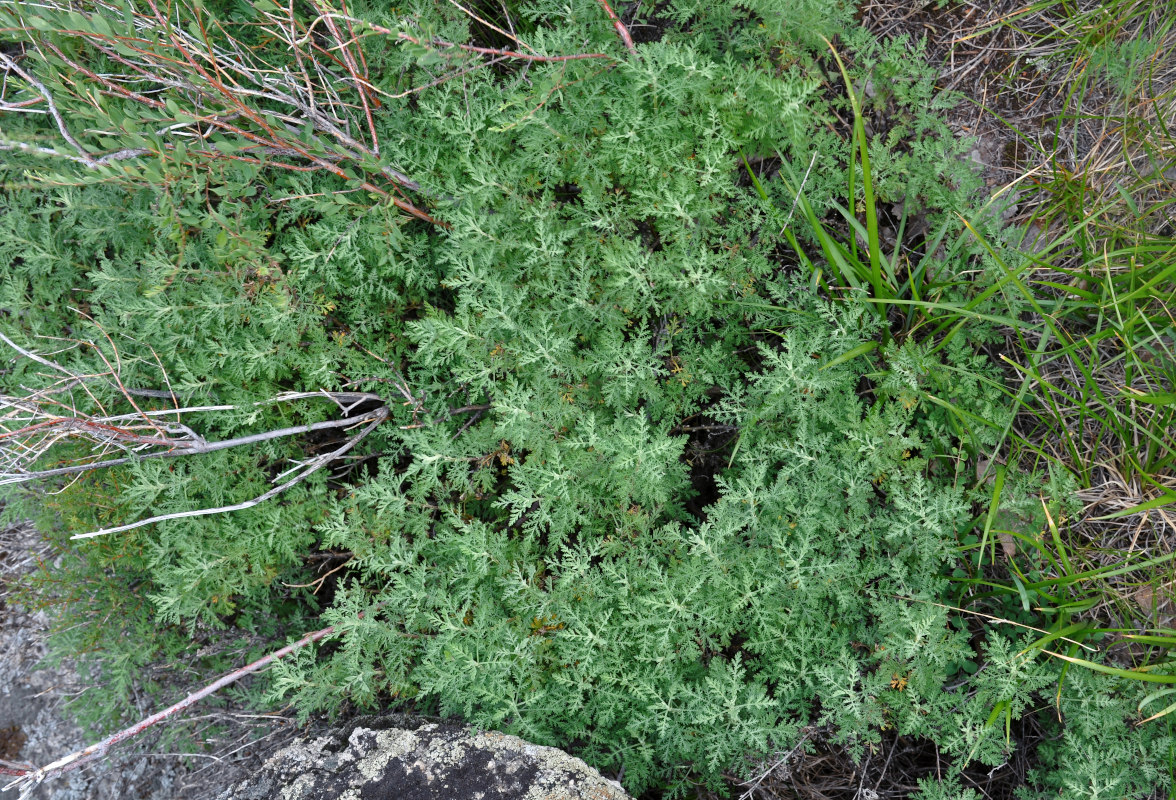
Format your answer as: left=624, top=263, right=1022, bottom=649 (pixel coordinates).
left=42, top=42, right=443, bottom=226
left=594, top=0, right=637, bottom=55
left=317, top=1, right=380, bottom=154
left=0, top=416, right=186, bottom=447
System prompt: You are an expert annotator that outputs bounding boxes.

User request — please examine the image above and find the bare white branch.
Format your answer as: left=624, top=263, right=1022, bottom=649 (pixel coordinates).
left=1, top=617, right=347, bottom=797
left=0, top=51, right=102, bottom=166
left=70, top=407, right=387, bottom=539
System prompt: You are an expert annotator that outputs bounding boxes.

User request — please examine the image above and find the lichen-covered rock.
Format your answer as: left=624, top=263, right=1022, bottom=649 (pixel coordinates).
left=213, top=715, right=632, bottom=800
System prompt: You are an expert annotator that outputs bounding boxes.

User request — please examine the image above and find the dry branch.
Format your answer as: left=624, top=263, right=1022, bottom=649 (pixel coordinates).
left=1, top=333, right=391, bottom=536
left=70, top=407, right=387, bottom=539
left=0, top=618, right=345, bottom=798
left=0, top=51, right=99, bottom=166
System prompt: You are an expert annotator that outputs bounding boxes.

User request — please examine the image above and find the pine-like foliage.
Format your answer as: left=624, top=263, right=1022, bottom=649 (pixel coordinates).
left=1, top=0, right=1172, bottom=795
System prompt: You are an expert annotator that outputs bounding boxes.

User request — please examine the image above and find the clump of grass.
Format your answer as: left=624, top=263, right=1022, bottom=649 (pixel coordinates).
left=963, top=0, right=1176, bottom=692
left=838, top=0, right=1176, bottom=718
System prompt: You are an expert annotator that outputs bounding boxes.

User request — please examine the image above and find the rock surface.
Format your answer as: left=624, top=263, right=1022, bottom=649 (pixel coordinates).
left=213, top=715, right=632, bottom=800
left=1, top=519, right=314, bottom=800
left=0, top=521, right=191, bottom=800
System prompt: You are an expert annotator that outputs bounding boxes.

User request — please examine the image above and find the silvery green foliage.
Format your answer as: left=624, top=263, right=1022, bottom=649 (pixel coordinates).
left=1, top=0, right=1171, bottom=795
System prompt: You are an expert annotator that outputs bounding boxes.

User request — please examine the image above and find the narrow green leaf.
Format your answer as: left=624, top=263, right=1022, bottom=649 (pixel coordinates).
left=976, top=465, right=1006, bottom=569
left=1091, top=491, right=1176, bottom=521
left=820, top=341, right=877, bottom=370
left=1043, top=650, right=1176, bottom=684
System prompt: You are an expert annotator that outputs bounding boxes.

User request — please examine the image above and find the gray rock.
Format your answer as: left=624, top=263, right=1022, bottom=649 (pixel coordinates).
left=213, top=716, right=632, bottom=800
left=0, top=520, right=193, bottom=800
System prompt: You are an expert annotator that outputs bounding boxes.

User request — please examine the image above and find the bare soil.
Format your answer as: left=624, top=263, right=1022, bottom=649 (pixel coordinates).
left=0, top=519, right=326, bottom=800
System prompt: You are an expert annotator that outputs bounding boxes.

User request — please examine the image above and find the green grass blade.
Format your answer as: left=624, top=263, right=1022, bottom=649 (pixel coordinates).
left=1042, top=650, right=1176, bottom=684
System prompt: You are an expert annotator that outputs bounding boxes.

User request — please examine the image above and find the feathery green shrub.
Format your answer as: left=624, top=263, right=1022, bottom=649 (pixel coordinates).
left=1, top=0, right=1173, bottom=795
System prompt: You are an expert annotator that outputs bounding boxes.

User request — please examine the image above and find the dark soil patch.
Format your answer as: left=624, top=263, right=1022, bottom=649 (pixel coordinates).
left=0, top=723, right=26, bottom=762
left=720, top=718, right=1050, bottom=800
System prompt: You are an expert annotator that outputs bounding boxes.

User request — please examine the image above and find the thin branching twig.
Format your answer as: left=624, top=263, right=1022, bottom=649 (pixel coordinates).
left=1, top=334, right=391, bottom=536
left=70, top=407, right=387, bottom=539
left=0, top=618, right=346, bottom=798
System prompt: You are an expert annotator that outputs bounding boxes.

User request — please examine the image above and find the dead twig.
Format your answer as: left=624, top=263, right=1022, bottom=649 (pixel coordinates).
left=0, top=51, right=99, bottom=166
left=1, top=333, right=391, bottom=536
left=70, top=406, right=387, bottom=539
left=0, top=616, right=348, bottom=798
left=0, top=411, right=382, bottom=485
